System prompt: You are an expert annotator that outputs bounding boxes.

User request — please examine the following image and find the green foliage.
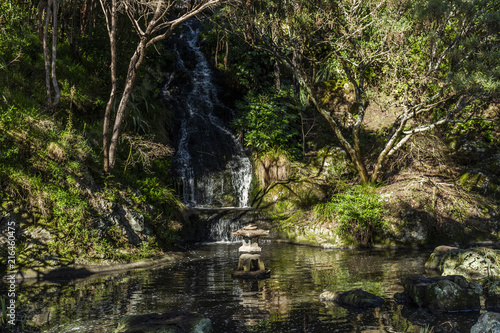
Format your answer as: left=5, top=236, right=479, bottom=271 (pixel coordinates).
left=0, top=296, right=7, bottom=328
left=136, top=177, right=183, bottom=246
left=0, top=0, right=181, bottom=271
left=234, top=89, right=301, bottom=157
left=0, top=0, right=30, bottom=64
left=200, top=21, right=276, bottom=92
left=137, top=177, right=177, bottom=207
left=452, top=117, right=497, bottom=143
left=0, top=107, right=102, bottom=262
left=314, top=185, right=388, bottom=246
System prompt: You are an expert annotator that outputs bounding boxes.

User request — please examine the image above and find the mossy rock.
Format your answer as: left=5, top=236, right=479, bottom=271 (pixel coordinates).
left=113, top=312, right=212, bottom=333
left=401, top=275, right=482, bottom=312
left=426, top=247, right=500, bottom=281
left=425, top=245, right=459, bottom=271
left=459, top=171, right=499, bottom=195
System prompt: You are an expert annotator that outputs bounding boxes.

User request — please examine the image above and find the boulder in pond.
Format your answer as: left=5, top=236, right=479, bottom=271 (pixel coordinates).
left=425, top=246, right=500, bottom=281
left=425, top=245, right=458, bottom=271
left=320, top=288, right=384, bottom=308
left=401, top=275, right=482, bottom=312
left=113, top=311, right=212, bottom=333
left=470, top=312, right=500, bottom=333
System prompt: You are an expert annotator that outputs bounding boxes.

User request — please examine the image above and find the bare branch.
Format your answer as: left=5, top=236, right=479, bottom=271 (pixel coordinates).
left=0, top=51, right=21, bottom=70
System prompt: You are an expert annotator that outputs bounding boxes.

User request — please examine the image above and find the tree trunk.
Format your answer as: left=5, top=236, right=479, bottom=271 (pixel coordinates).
left=50, top=0, right=60, bottom=107
left=274, top=60, right=280, bottom=92
left=42, top=1, right=52, bottom=108
left=279, top=53, right=371, bottom=183
left=214, top=29, right=219, bottom=68
left=107, top=39, right=147, bottom=171
left=224, top=32, right=228, bottom=71
left=37, top=0, right=46, bottom=42
left=41, top=0, right=60, bottom=110
left=101, top=0, right=117, bottom=174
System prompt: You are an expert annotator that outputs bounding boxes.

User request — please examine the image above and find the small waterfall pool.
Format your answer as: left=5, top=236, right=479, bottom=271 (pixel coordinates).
left=9, top=242, right=480, bottom=332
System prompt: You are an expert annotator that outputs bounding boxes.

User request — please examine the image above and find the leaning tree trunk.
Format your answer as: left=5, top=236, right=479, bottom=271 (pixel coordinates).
left=106, top=39, right=147, bottom=171
left=100, top=0, right=118, bottom=174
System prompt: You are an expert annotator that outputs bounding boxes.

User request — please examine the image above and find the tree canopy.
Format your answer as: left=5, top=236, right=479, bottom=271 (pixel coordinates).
left=220, top=0, right=500, bottom=183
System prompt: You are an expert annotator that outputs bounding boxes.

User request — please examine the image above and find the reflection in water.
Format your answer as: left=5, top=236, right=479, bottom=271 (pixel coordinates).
left=1, top=243, right=481, bottom=332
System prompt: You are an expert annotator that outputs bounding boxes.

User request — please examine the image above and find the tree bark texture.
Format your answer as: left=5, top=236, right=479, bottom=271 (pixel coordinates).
left=41, top=0, right=60, bottom=110
left=99, top=0, right=117, bottom=174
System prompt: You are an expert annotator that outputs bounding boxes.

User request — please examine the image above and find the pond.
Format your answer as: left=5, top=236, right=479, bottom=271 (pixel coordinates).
left=4, top=242, right=481, bottom=332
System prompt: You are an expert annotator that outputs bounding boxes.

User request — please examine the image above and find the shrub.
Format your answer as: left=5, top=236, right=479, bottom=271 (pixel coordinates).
left=234, top=89, right=301, bottom=158
left=314, top=185, right=387, bottom=246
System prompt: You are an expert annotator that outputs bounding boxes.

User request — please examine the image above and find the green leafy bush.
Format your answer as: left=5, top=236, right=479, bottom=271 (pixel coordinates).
left=234, top=89, right=301, bottom=157
left=314, top=185, right=388, bottom=246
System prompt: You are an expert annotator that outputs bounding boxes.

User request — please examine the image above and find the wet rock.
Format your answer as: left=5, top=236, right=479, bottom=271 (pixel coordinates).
left=96, top=203, right=150, bottom=246
left=470, top=312, right=500, bottom=333
left=485, top=280, right=500, bottom=311
left=425, top=245, right=458, bottom=271
left=320, top=289, right=384, bottom=308
left=425, top=247, right=500, bottom=281
left=401, top=275, right=482, bottom=312
left=113, top=311, right=212, bottom=333
left=393, top=292, right=411, bottom=304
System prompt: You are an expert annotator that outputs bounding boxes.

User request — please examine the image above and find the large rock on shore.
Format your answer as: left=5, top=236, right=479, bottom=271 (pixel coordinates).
left=425, top=246, right=500, bottom=281
left=320, top=288, right=384, bottom=308
left=113, top=312, right=212, bottom=333
left=470, top=312, right=500, bottom=333
left=401, top=275, right=482, bottom=312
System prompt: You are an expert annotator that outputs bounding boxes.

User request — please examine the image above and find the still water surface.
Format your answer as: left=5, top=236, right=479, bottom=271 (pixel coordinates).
left=14, top=242, right=481, bottom=332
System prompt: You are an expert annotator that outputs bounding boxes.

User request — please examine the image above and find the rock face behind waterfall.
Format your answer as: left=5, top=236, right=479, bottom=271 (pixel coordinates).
left=164, top=20, right=252, bottom=208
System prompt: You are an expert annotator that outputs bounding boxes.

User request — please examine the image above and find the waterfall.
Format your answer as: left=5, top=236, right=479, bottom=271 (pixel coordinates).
left=185, top=207, right=256, bottom=243
left=166, top=21, right=252, bottom=208
left=208, top=215, right=246, bottom=243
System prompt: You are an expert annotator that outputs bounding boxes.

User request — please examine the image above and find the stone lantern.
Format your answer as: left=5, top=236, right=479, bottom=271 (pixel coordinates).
left=231, top=224, right=271, bottom=279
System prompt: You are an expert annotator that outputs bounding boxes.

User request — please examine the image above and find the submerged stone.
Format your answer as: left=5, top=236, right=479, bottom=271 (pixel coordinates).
left=113, top=312, right=212, bottom=333
left=320, top=289, right=384, bottom=308
left=401, top=275, right=481, bottom=312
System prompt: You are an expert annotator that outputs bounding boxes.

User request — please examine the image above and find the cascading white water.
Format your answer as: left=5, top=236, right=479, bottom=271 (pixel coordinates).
left=169, top=21, right=252, bottom=208
left=208, top=217, right=246, bottom=243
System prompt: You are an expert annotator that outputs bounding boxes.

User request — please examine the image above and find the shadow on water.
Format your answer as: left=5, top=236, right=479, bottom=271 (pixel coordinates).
left=0, top=242, right=481, bottom=332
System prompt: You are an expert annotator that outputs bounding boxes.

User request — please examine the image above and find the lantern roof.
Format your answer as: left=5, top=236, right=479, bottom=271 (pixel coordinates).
left=232, top=224, right=269, bottom=238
